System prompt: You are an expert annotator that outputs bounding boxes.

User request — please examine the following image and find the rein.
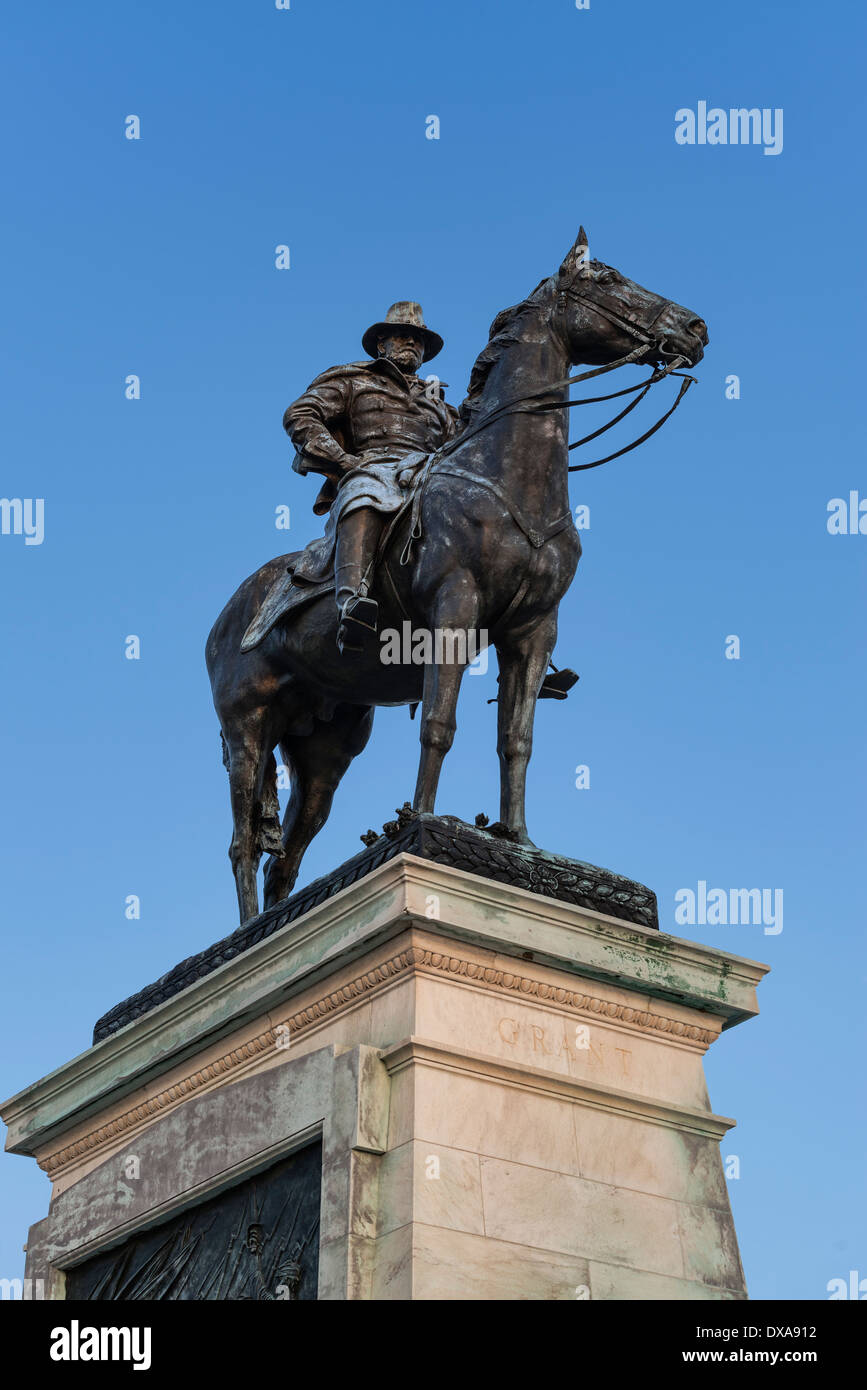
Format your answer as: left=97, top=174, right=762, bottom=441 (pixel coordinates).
left=399, top=287, right=698, bottom=562
left=558, top=284, right=697, bottom=469
left=433, top=320, right=696, bottom=472
left=434, top=342, right=650, bottom=461
left=567, top=372, right=694, bottom=471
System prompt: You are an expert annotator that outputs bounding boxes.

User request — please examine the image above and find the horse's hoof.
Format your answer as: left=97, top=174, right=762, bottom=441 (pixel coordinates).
left=486, top=821, right=523, bottom=843
left=263, top=877, right=297, bottom=911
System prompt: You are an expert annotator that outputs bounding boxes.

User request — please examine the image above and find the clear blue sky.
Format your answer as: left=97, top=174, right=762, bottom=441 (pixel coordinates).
left=1, top=0, right=864, bottom=1300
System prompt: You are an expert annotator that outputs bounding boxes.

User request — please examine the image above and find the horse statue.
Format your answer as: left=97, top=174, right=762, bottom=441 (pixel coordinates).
left=207, top=228, right=708, bottom=923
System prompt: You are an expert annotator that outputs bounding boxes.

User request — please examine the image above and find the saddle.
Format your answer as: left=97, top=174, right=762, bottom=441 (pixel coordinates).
left=240, top=451, right=578, bottom=699
left=239, top=492, right=417, bottom=654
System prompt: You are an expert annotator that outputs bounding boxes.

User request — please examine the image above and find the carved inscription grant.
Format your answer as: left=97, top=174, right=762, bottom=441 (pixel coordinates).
left=497, top=1015, right=632, bottom=1076
left=64, top=1143, right=321, bottom=1300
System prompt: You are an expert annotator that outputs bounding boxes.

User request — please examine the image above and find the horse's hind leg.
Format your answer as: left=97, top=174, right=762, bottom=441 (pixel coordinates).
left=263, top=703, right=374, bottom=910
left=223, top=710, right=275, bottom=922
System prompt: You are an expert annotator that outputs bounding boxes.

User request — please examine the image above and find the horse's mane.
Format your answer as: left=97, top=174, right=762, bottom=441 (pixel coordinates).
left=460, top=276, right=553, bottom=417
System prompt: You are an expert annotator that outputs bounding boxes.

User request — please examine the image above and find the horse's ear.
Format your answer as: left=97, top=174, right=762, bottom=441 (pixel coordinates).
left=559, top=227, right=591, bottom=282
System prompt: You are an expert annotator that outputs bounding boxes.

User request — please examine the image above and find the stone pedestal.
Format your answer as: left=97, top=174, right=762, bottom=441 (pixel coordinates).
left=1, top=850, right=767, bottom=1300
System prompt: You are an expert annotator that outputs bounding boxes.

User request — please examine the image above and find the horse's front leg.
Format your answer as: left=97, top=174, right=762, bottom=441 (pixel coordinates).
left=412, top=576, right=480, bottom=814
left=495, top=614, right=558, bottom=841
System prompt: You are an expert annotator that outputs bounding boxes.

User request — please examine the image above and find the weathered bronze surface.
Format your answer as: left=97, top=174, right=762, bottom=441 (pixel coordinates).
left=206, top=230, right=707, bottom=922
left=64, top=1144, right=321, bottom=1300
left=93, top=810, right=658, bottom=1042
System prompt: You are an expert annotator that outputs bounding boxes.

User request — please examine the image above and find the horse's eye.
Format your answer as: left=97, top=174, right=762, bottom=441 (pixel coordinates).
left=597, top=272, right=617, bottom=286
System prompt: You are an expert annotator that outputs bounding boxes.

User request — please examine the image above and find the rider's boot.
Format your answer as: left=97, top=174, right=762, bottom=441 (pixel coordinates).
left=335, top=507, right=381, bottom=655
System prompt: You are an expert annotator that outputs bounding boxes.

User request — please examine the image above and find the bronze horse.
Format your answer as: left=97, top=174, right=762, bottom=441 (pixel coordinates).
left=207, top=230, right=708, bottom=922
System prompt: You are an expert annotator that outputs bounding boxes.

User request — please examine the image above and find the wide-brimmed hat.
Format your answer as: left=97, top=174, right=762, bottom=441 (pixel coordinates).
left=362, top=301, right=443, bottom=363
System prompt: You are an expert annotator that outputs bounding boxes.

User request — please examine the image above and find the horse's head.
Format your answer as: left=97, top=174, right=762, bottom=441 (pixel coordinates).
left=555, top=227, right=708, bottom=369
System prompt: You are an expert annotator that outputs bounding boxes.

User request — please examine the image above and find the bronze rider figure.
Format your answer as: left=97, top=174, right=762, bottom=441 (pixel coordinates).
left=283, top=301, right=460, bottom=653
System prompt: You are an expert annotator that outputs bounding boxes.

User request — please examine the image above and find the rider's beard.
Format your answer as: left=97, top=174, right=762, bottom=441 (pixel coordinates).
left=389, top=348, right=422, bottom=375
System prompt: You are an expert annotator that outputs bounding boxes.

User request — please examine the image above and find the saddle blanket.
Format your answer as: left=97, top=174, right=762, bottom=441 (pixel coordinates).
left=240, top=451, right=427, bottom=653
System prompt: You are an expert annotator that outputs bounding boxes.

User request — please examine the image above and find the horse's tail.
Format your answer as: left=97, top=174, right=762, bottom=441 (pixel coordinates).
left=219, top=728, right=284, bottom=858
left=257, top=750, right=284, bottom=856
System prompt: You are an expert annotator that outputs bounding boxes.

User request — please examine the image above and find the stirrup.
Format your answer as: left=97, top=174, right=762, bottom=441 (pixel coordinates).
left=337, top=595, right=379, bottom=655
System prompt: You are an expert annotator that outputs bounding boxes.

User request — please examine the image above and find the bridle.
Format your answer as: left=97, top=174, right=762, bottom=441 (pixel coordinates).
left=559, top=281, right=676, bottom=353
left=431, top=281, right=697, bottom=473
left=398, top=277, right=699, bottom=565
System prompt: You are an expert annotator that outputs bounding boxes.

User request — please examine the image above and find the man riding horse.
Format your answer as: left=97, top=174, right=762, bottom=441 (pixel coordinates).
left=210, top=229, right=708, bottom=923
left=283, top=301, right=460, bottom=654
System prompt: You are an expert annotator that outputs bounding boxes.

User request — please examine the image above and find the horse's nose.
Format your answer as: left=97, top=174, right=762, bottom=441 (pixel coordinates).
left=688, top=317, right=709, bottom=345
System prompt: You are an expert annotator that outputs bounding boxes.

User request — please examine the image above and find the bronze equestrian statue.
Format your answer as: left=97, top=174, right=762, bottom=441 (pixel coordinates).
left=206, top=228, right=708, bottom=923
